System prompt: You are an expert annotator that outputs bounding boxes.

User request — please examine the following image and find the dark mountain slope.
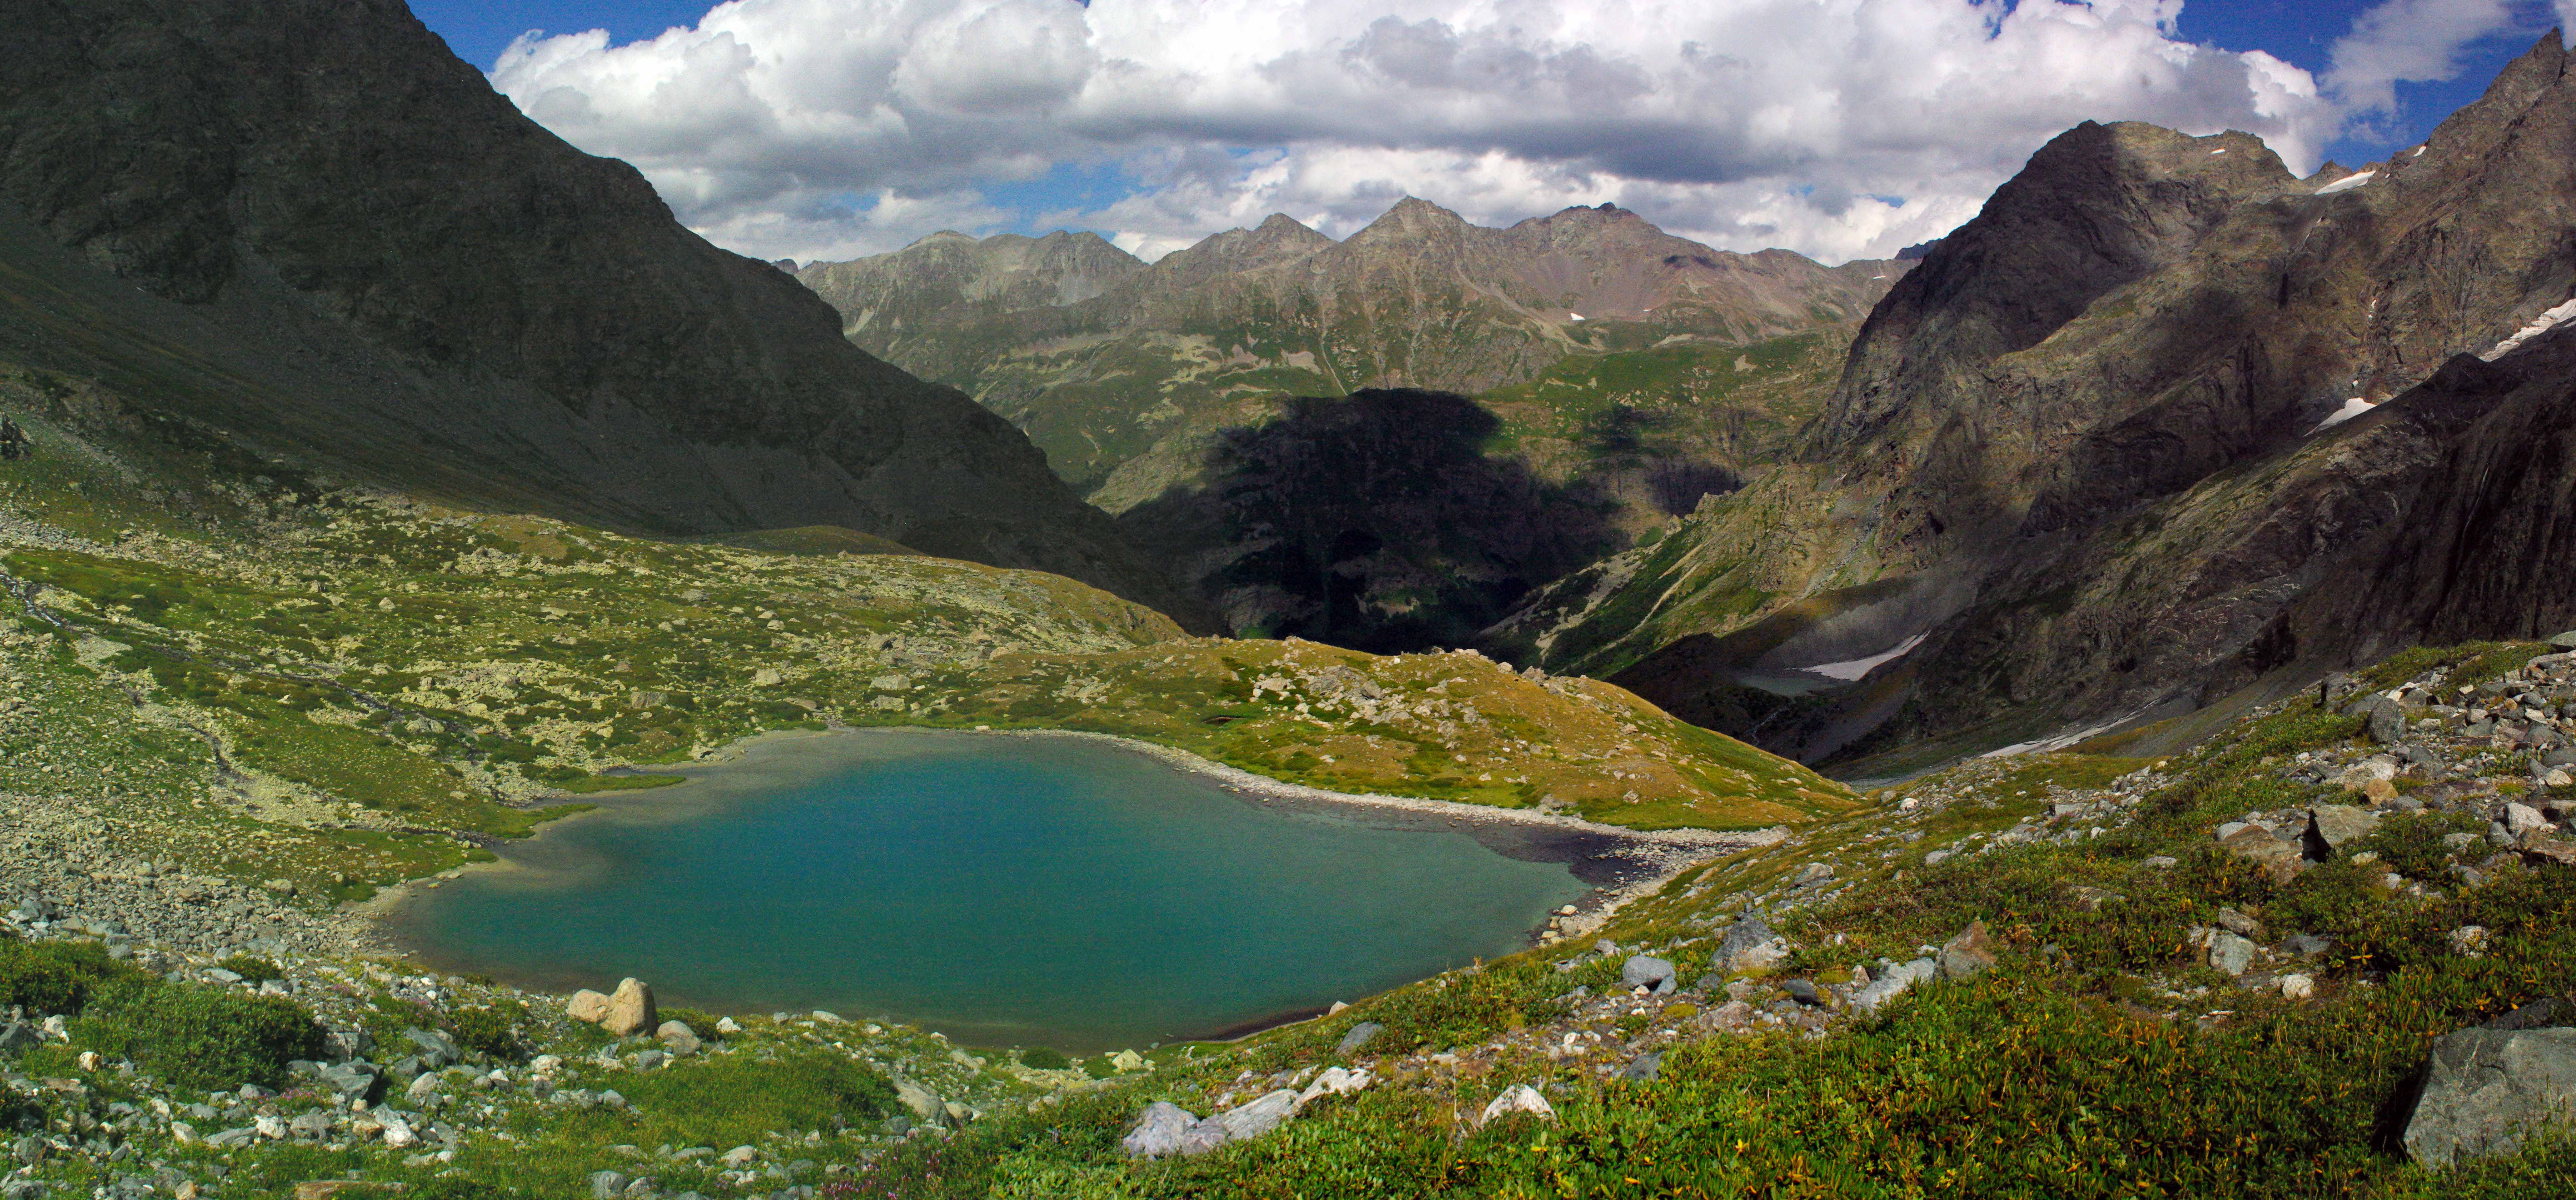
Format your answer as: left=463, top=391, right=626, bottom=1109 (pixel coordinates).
left=1500, top=33, right=2576, bottom=761
left=0, top=0, right=1211, bottom=628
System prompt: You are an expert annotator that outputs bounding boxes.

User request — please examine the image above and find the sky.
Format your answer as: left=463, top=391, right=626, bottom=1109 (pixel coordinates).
left=407, top=0, right=2576, bottom=266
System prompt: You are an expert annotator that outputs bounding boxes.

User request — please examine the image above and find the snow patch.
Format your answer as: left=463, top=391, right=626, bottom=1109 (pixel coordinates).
left=1981, top=717, right=2128, bottom=759
left=1568, top=313, right=1584, bottom=321
left=2479, top=298, right=2576, bottom=361
left=2314, top=170, right=2376, bottom=196
left=2210, top=147, right=2227, bottom=155
left=1794, top=634, right=1927, bottom=682
left=2413, top=145, right=2427, bottom=157
left=2309, top=397, right=2375, bottom=435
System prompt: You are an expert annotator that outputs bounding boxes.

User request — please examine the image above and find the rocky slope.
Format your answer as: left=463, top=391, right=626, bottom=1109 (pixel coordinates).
left=798, top=202, right=1899, bottom=495
left=1491, top=34, right=2576, bottom=765
left=0, top=0, right=1209, bottom=628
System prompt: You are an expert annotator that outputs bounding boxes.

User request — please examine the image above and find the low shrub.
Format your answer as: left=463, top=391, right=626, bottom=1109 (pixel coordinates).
left=110, top=983, right=327, bottom=1090
left=0, top=938, right=137, bottom=1016
left=1019, top=1046, right=1072, bottom=1071
left=448, top=1003, right=525, bottom=1061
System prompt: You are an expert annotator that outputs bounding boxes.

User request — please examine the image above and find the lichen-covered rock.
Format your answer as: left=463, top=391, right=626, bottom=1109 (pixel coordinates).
left=2403, top=1027, right=2576, bottom=1167
left=602, top=978, right=656, bottom=1037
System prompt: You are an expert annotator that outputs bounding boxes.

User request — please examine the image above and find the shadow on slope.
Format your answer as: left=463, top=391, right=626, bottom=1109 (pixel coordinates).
left=1116, top=389, right=1624, bottom=653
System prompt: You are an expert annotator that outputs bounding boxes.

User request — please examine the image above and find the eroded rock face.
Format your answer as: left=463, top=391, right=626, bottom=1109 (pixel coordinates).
left=2403, top=1026, right=2576, bottom=1167
left=0, top=0, right=1210, bottom=629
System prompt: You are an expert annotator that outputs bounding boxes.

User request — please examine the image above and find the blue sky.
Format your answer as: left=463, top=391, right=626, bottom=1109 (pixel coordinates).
left=417, top=2, right=2570, bottom=263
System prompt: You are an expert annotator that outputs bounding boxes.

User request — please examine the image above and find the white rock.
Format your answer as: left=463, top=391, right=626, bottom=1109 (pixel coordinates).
left=2504, top=803, right=2550, bottom=836
left=1294, top=1067, right=1373, bottom=1111
left=378, top=1113, right=418, bottom=1149
left=2280, top=974, right=2316, bottom=1001
left=1480, top=1084, right=1556, bottom=1125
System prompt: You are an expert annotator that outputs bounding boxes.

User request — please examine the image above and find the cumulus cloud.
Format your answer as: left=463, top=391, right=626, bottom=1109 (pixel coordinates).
left=491, top=0, right=2349, bottom=264
left=2325, top=0, right=2523, bottom=124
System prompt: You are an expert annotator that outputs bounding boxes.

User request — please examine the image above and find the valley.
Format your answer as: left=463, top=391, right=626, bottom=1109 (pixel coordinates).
left=1, top=2, right=2575, bottom=1198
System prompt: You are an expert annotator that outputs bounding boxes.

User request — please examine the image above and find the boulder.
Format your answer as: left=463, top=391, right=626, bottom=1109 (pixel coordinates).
left=1480, top=1084, right=1556, bottom=1125
left=1937, top=920, right=1997, bottom=980
left=2280, top=974, right=2316, bottom=1001
left=566, top=990, right=611, bottom=1024
left=1851, top=958, right=1936, bottom=1012
left=586, top=1171, right=628, bottom=1200
left=1335, top=1022, right=1384, bottom=1057
left=1713, top=915, right=1787, bottom=975
left=1294, top=1067, right=1373, bottom=1111
left=2307, top=806, right=2381, bottom=855
left=893, top=1077, right=942, bottom=1123
left=603, top=978, right=656, bottom=1037
left=1620, top=955, right=1677, bottom=993
left=2209, top=932, right=2257, bottom=976
left=1121, top=1102, right=1196, bottom=1158
left=2403, top=1027, right=2576, bottom=1167
left=0, top=1023, right=35, bottom=1053
left=655, top=1021, right=701, bottom=1055
left=1620, top=1050, right=1663, bottom=1081
left=2504, top=802, right=2552, bottom=837
left=2345, top=695, right=2404, bottom=744
left=1216, top=1090, right=1299, bottom=1142
left=2218, top=826, right=2309, bottom=883
left=403, top=1028, right=460, bottom=1068
left=1178, top=1114, right=1232, bottom=1157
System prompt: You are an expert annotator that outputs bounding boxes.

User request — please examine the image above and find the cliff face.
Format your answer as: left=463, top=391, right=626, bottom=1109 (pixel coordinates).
left=1500, top=34, right=2576, bottom=761
left=0, top=0, right=1212, bottom=629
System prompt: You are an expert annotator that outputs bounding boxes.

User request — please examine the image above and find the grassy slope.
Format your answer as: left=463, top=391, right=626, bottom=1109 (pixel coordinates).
left=0, top=357, right=1846, bottom=918
left=825, top=639, right=2576, bottom=1198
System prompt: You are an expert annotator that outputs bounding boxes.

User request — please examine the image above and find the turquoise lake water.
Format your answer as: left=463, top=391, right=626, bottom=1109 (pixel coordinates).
left=387, top=729, right=1591, bottom=1052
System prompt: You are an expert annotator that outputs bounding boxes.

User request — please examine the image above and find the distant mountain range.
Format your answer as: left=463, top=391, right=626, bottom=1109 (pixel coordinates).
left=797, top=200, right=1903, bottom=646
left=1492, top=32, right=2576, bottom=766
left=0, top=0, right=1211, bottom=630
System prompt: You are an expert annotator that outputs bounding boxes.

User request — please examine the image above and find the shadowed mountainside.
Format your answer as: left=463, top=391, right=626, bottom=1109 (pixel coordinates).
left=0, top=0, right=1213, bottom=629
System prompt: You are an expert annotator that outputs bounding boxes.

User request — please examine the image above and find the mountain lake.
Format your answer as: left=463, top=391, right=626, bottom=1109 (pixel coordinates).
left=384, top=728, right=1601, bottom=1052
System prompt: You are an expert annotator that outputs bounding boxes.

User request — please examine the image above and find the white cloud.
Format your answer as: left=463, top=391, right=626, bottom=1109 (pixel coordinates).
left=491, top=0, right=2343, bottom=264
left=2325, top=0, right=2523, bottom=123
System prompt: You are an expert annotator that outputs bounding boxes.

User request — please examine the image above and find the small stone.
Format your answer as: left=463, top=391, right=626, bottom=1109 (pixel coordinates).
left=2449, top=926, right=2491, bottom=958
left=1479, top=1084, right=1556, bottom=1126
left=1619, top=1050, right=1663, bottom=1081
left=2503, top=803, right=2551, bottom=837
left=719, top=1146, right=757, bottom=1168
left=656, top=1021, right=701, bottom=1055
left=1781, top=979, right=1827, bottom=1007
left=1335, top=1022, right=1384, bottom=1057
left=1851, top=958, right=1935, bottom=1012
left=2214, top=908, right=2266, bottom=939
left=588, top=1171, right=629, bottom=1200
left=2067, top=886, right=2124, bottom=911
left=2280, top=974, right=2316, bottom=1001
left=1922, top=849, right=1952, bottom=867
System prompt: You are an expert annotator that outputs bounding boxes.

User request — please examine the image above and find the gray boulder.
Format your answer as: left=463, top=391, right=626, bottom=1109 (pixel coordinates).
left=1178, top=1115, right=1231, bottom=1157
left=1619, top=1050, right=1663, bottom=1081
left=1216, top=1090, right=1300, bottom=1142
left=1620, top=955, right=1676, bottom=993
left=1713, top=915, right=1785, bottom=974
left=2209, top=932, right=2258, bottom=976
left=1937, top=920, right=1997, bottom=980
left=1851, top=958, right=1937, bottom=1011
left=403, top=1027, right=461, bottom=1068
left=2345, top=694, right=2404, bottom=744
left=2403, top=1027, right=2576, bottom=1167
left=589, top=1171, right=630, bottom=1199
left=0, top=1023, right=35, bottom=1053
left=1121, top=1102, right=1196, bottom=1158
left=1334, top=1022, right=1384, bottom=1057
